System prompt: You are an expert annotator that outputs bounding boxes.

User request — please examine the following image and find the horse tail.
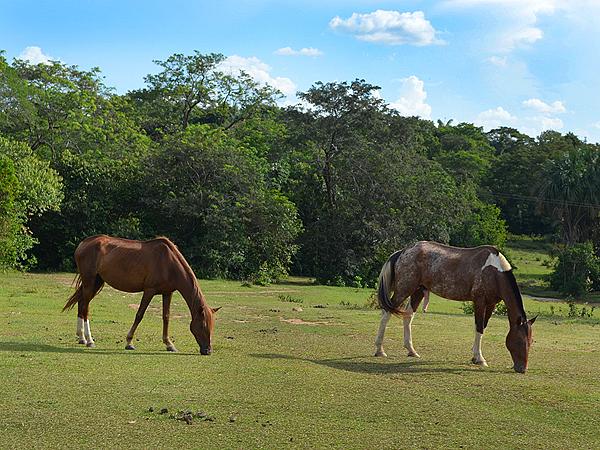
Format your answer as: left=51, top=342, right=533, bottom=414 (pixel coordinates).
left=377, top=250, right=405, bottom=315
left=62, top=274, right=105, bottom=312
left=63, top=274, right=83, bottom=312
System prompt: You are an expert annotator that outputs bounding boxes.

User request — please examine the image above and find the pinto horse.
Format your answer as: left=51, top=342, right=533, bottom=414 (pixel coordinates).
left=63, top=235, right=219, bottom=355
left=374, top=241, right=536, bottom=373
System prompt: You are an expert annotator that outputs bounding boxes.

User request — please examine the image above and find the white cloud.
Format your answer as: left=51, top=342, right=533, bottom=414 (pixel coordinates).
left=329, top=10, right=443, bottom=46
left=486, top=56, right=508, bottom=67
left=389, top=75, right=431, bottom=118
left=521, top=115, right=564, bottom=136
left=18, top=46, right=55, bottom=65
left=218, top=55, right=296, bottom=96
left=444, top=0, right=559, bottom=52
left=274, top=47, right=323, bottom=56
left=476, top=106, right=517, bottom=130
left=522, top=98, right=566, bottom=114
left=538, top=116, right=564, bottom=130
left=593, top=121, right=600, bottom=129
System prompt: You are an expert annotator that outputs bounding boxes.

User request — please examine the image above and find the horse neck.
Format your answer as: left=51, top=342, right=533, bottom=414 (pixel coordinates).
left=176, top=268, right=206, bottom=320
left=499, top=271, right=527, bottom=326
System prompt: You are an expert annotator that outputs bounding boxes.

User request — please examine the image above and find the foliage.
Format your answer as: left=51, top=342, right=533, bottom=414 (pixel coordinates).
left=536, top=145, right=600, bottom=245
left=141, top=125, right=301, bottom=282
left=128, top=51, right=280, bottom=138
left=0, top=136, right=62, bottom=268
left=287, top=80, right=471, bottom=285
left=451, top=200, right=507, bottom=248
left=549, top=242, right=600, bottom=299
left=0, top=49, right=598, bottom=288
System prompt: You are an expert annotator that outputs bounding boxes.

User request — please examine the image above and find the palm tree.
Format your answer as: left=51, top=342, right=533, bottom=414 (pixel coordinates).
left=536, top=145, right=600, bottom=244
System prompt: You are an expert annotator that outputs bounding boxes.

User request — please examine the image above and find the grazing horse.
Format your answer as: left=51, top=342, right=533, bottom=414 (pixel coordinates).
left=63, top=235, right=219, bottom=355
left=374, top=241, right=536, bottom=373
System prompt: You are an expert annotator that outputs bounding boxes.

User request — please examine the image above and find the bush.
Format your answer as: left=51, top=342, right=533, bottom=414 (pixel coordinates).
left=461, top=300, right=508, bottom=316
left=549, top=242, right=600, bottom=299
left=451, top=200, right=507, bottom=248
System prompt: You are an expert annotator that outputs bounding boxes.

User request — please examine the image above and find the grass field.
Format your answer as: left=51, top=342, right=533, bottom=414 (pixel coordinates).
left=2, top=265, right=600, bottom=449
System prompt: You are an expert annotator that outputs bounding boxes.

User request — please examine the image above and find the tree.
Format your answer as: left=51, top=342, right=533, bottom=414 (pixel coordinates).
left=536, top=145, right=600, bottom=244
left=549, top=242, right=600, bottom=298
left=0, top=136, right=62, bottom=268
left=141, top=125, right=301, bottom=282
left=128, top=51, right=280, bottom=139
left=296, top=79, right=387, bottom=208
left=286, top=81, right=471, bottom=285
left=484, top=133, right=552, bottom=235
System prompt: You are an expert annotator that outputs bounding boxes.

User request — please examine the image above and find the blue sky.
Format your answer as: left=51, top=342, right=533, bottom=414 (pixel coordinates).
left=2, top=0, right=600, bottom=142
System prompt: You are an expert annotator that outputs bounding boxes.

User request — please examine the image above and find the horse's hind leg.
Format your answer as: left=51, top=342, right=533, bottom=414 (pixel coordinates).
left=422, top=289, right=430, bottom=313
left=403, top=288, right=424, bottom=358
left=125, top=291, right=154, bottom=350
left=374, top=310, right=392, bottom=356
left=78, top=275, right=103, bottom=348
left=162, top=293, right=177, bottom=352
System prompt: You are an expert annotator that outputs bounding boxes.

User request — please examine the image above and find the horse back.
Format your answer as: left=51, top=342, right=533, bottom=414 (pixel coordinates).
left=404, top=241, right=503, bottom=301
left=75, top=235, right=182, bottom=293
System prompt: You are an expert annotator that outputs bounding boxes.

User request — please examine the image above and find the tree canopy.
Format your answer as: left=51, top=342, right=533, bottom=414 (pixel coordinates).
left=0, top=50, right=598, bottom=286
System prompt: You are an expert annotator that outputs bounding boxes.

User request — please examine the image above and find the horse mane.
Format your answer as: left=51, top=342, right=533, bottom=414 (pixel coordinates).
left=503, top=269, right=527, bottom=321
left=153, top=237, right=203, bottom=307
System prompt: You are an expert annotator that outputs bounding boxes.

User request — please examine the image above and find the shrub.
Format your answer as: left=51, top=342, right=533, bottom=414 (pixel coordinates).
left=549, top=242, right=600, bottom=299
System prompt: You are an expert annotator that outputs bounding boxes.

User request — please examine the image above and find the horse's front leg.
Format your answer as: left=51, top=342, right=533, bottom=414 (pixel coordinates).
left=162, top=293, right=177, bottom=352
left=374, top=310, right=392, bottom=356
left=471, top=300, right=493, bottom=366
left=125, top=291, right=154, bottom=350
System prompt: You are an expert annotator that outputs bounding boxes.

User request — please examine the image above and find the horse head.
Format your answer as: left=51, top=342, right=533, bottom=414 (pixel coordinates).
left=505, top=316, right=536, bottom=373
left=190, top=306, right=221, bottom=355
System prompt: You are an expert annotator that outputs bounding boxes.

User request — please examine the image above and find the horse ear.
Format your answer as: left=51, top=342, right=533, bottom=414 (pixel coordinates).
left=211, top=306, right=222, bottom=314
left=528, top=315, right=537, bottom=325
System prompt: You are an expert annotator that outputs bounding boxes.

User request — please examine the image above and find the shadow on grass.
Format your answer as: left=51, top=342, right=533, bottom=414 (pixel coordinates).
left=0, top=341, right=200, bottom=356
left=252, top=353, right=500, bottom=375
left=275, top=279, right=316, bottom=287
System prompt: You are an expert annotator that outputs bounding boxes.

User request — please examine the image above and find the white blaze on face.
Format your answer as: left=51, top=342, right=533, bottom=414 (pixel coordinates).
left=482, top=252, right=512, bottom=272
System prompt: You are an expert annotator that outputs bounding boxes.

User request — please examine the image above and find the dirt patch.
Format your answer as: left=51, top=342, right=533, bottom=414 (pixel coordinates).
left=209, top=289, right=300, bottom=297
left=279, top=317, right=338, bottom=326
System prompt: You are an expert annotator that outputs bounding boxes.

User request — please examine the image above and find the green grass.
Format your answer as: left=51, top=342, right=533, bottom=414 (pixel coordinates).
left=2, top=271, right=600, bottom=449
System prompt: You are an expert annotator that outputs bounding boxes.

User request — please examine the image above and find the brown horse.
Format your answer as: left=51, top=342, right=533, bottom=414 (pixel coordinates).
left=374, top=241, right=536, bottom=373
left=63, top=235, right=219, bottom=355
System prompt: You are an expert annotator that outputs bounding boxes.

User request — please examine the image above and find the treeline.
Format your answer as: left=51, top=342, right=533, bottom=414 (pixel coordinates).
left=0, top=51, right=599, bottom=291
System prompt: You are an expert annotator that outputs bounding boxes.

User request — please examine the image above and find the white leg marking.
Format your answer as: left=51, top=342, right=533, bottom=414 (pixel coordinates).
left=472, top=329, right=488, bottom=366
left=403, top=305, right=420, bottom=357
left=76, top=317, right=86, bottom=344
left=422, top=290, right=430, bottom=313
left=84, top=320, right=95, bottom=347
left=374, top=310, right=392, bottom=356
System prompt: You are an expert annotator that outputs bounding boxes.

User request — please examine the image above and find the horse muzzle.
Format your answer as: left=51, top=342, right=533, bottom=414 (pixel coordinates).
left=513, top=363, right=526, bottom=373
left=200, top=346, right=212, bottom=355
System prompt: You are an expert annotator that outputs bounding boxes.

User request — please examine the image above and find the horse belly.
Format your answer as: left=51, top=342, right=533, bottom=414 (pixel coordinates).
left=428, top=282, right=472, bottom=302
left=97, top=261, right=149, bottom=293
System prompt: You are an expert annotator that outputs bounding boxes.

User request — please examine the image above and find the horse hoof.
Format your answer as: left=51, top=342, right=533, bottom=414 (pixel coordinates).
left=77, top=339, right=87, bottom=345
left=374, top=351, right=387, bottom=357
left=166, top=346, right=178, bottom=352
left=86, top=342, right=96, bottom=348
left=407, top=351, right=420, bottom=358
left=471, top=357, right=488, bottom=367
left=125, top=344, right=135, bottom=350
